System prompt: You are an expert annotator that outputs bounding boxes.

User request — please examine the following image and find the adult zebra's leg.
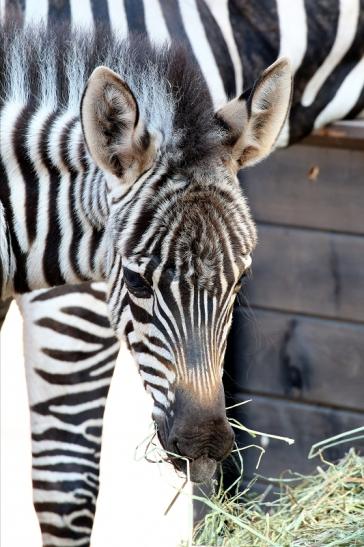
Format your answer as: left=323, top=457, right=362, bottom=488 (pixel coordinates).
left=17, top=283, right=120, bottom=547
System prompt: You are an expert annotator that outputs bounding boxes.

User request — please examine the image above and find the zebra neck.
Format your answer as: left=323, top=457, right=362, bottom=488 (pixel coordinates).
left=0, top=101, right=110, bottom=295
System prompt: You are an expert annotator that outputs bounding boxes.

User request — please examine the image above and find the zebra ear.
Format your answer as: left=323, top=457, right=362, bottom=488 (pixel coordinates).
left=81, top=66, right=155, bottom=183
left=216, top=58, right=292, bottom=169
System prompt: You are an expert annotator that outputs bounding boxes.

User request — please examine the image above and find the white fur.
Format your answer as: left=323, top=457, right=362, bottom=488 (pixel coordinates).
left=204, top=0, right=243, bottom=95
left=0, top=0, right=4, bottom=22
left=47, top=112, right=86, bottom=284
left=277, top=0, right=307, bottom=72
left=66, top=44, right=89, bottom=113
left=7, top=36, right=29, bottom=104
left=144, top=0, right=170, bottom=45
left=276, top=0, right=307, bottom=146
left=178, top=0, right=227, bottom=108
left=39, top=49, right=58, bottom=111
left=25, top=0, right=48, bottom=24
left=70, top=0, right=94, bottom=30
left=302, top=0, right=360, bottom=107
left=314, top=56, right=364, bottom=128
left=107, top=0, right=128, bottom=37
left=137, top=352, right=176, bottom=385
left=25, top=108, right=53, bottom=288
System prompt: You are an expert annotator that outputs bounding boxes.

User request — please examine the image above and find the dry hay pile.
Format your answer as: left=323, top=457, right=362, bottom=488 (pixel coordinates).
left=138, top=418, right=364, bottom=546
left=193, top=430, right=364, bottom=547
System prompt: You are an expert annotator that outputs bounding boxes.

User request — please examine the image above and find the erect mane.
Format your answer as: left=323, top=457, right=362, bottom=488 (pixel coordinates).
left=0, top=20, right=224, bottom=166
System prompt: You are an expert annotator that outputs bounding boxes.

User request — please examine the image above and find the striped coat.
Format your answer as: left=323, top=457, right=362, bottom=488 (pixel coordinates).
left=1, top=1, right=363, bottom=546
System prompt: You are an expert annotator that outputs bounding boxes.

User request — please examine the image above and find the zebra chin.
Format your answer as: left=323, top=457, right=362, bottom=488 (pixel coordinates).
left=153, top=384, right=234, bottom=483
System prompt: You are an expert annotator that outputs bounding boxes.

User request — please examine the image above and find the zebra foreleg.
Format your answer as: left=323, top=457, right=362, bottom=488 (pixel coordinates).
left=16, top=283, right=120, bottom=547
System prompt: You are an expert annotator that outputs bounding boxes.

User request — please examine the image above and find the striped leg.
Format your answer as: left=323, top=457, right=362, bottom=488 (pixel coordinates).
left=17, top=283, right=119, bottom=547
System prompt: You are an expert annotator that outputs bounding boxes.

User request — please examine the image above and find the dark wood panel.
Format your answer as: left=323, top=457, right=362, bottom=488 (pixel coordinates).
left=224, top=395, right=364, bottom=480
left=224, top=308, right=364, bottom=411
left=241, top=144, right=364, bottom=234
left=245, top=225, right=364, bottom=322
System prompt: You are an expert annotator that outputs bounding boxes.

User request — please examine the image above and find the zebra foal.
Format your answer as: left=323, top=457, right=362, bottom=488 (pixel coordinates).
left=0, top=15, right=291, bottom=519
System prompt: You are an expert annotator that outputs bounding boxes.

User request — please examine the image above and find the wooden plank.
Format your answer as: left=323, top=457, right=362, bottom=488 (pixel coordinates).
left=303, top=120, right=364, bottom=150
left=245, top=225, right=364, bottom=322
left=241, top=144, right=364, bottom=234
left=224, top=308, right=364, bottom=411
left=224, top=395, right=364, bottom=480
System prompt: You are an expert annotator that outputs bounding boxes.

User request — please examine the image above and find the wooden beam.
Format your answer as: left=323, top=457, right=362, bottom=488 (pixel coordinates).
left=303, top=121, right=364, bottom=150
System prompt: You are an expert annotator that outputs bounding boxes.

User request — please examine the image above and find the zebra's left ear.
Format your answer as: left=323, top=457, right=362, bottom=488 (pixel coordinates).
left=216, top=58, right=292, bottom=170
left=81, top=66, right=156, bottom=185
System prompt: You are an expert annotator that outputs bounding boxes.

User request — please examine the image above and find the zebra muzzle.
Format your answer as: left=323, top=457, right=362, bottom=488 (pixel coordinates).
left=189, top=456, right=217, bottom=483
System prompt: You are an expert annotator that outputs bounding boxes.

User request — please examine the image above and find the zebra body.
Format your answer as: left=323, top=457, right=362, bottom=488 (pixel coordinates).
left=1, top=1, right=364, bottom=546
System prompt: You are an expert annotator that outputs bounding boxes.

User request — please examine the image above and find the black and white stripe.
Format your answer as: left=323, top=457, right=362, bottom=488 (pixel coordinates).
left=1, top=1, right=364, bottom=545
left=105, top=170, right=255, bottom=398
left=17, top=283, right=119, bottom=546
left=2, top=0, right=363, bottom=128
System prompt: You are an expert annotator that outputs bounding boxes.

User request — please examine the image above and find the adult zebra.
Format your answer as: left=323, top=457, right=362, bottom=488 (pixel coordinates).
left=1, top=1, right=364, bottom=546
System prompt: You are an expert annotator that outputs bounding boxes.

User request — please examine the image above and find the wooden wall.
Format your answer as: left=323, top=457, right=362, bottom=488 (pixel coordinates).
left=223, top=129, right=364, bottom=484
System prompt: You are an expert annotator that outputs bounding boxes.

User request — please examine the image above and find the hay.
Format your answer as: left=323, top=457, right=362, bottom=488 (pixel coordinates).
left=193, top=428, right=364, bottom=547
left=135, top=420, right=363, bottom=546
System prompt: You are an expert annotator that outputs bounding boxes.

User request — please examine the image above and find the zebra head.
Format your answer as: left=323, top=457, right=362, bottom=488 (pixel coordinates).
left=81, top=52, right=292, bottom=482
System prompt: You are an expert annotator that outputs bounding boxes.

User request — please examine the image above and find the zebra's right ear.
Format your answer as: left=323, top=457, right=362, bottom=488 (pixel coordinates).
left=81, top=66, right=156, bottom=185
left=216, top=58, right=292, bottom=170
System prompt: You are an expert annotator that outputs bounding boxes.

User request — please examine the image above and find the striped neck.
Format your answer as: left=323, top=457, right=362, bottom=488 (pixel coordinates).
left=0, top=101, right=109, bottom=295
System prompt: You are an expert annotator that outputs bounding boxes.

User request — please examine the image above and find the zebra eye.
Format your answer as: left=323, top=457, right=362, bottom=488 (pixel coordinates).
left=123, top=268, right=153, bottom=298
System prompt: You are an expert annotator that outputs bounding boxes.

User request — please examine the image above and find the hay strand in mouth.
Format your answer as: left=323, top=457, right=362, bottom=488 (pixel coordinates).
left=228, top=417, right=295, bottom=446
